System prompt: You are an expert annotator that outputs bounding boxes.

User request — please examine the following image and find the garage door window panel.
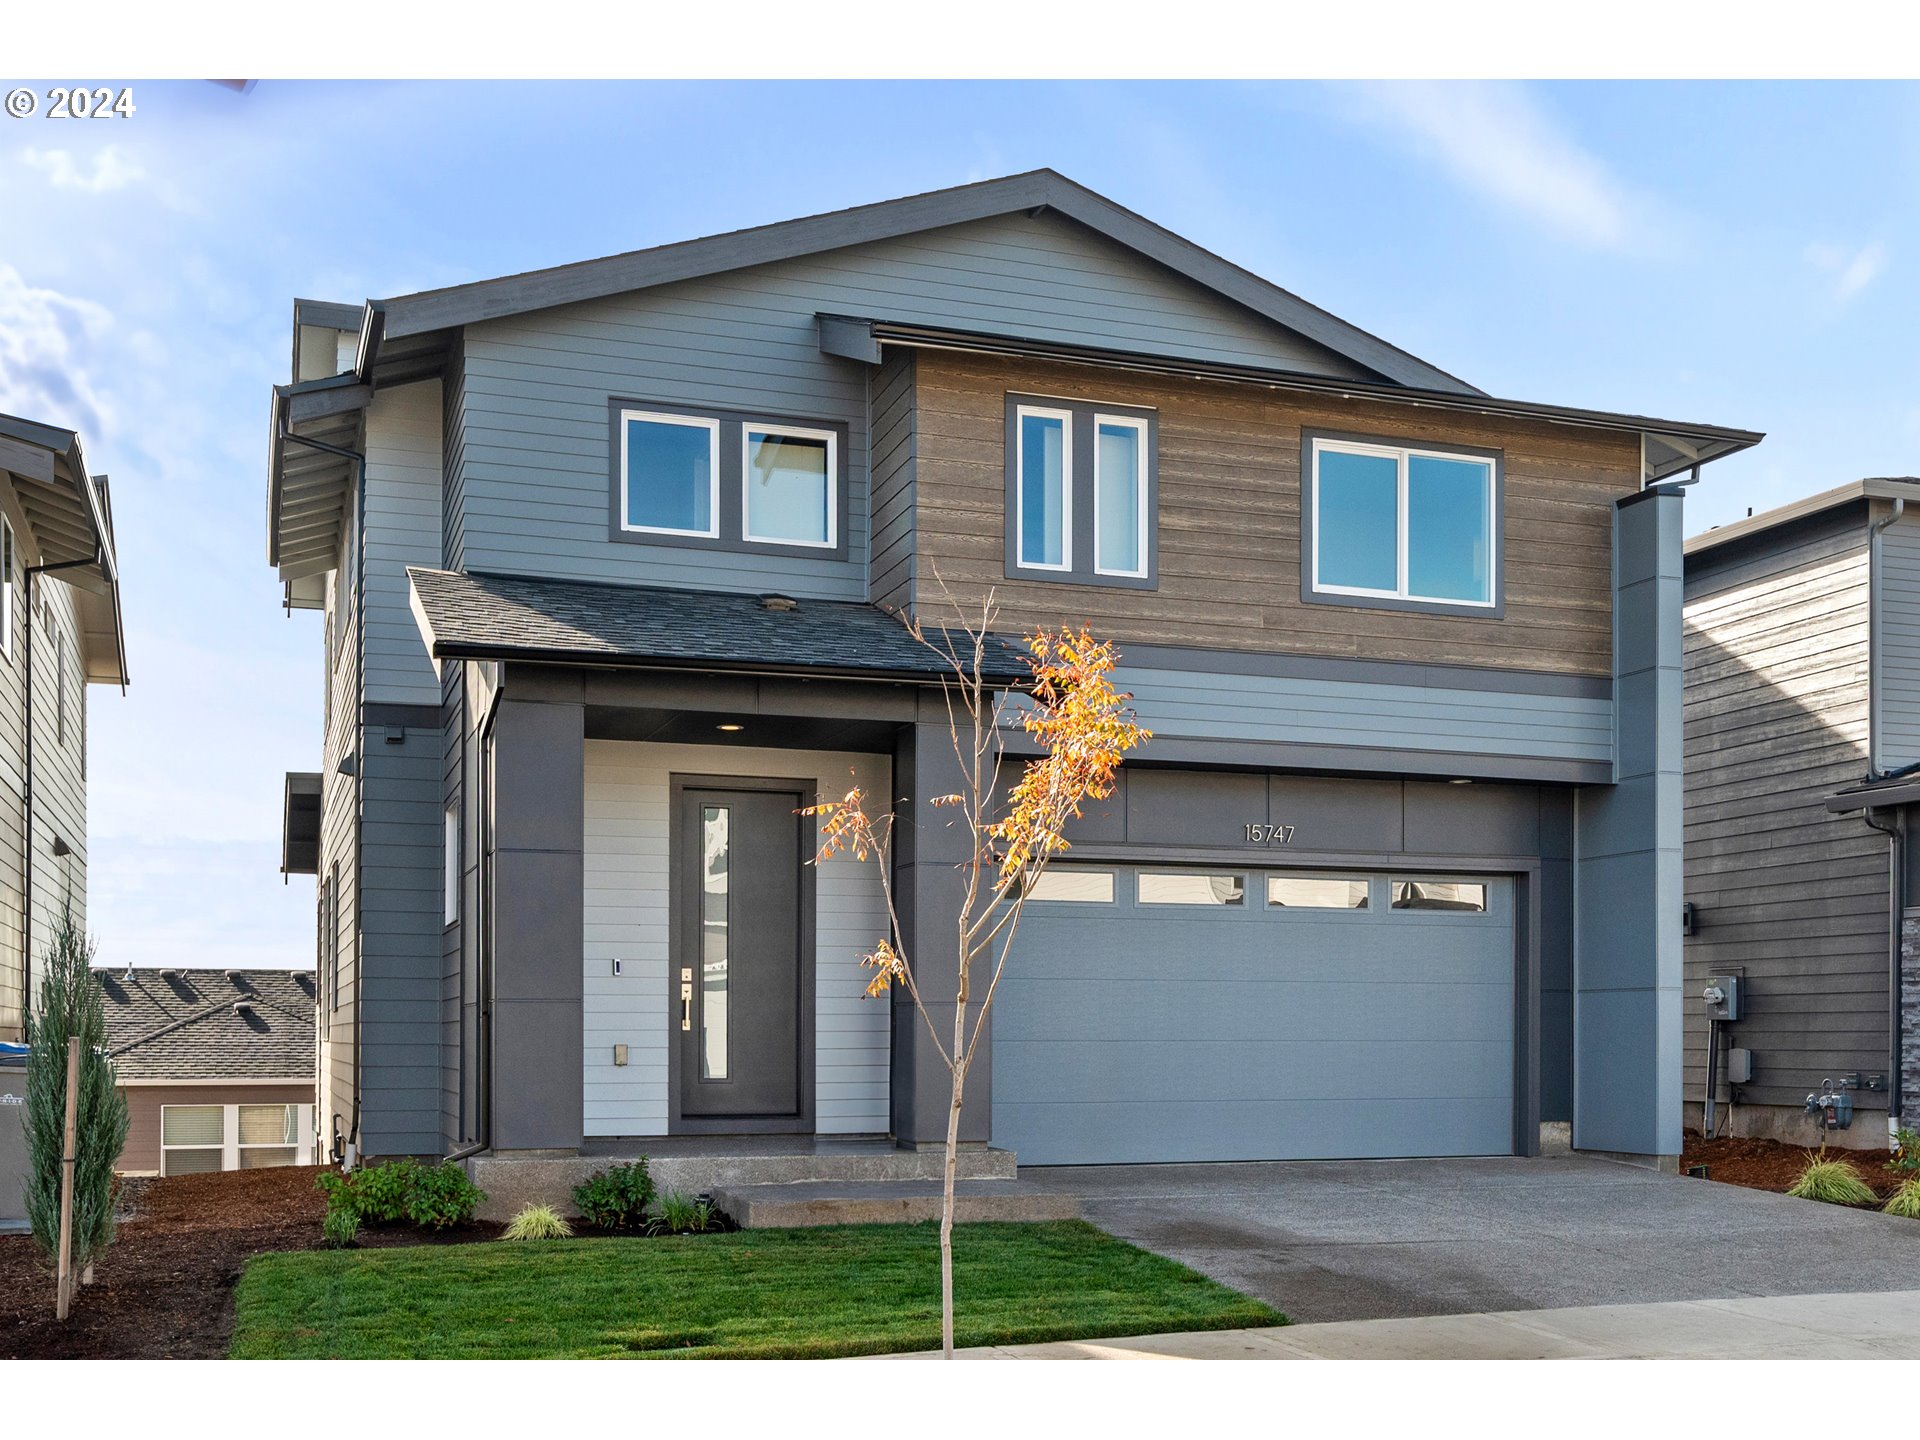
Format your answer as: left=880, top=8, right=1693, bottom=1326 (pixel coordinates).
left=1266, top=874, right=1371, bottom=910
left=1138, top=872, right=1245, bottom=906
left=1025, top=870, right=1115, bottom=903
left=1390, top=879, right=1489, bottom=912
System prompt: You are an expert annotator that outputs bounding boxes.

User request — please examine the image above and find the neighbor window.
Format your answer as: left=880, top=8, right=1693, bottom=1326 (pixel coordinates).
left=0, top=517, right=13, bottom=661
left=620, top=410, right=719, bottom=537
left=1024, top=869, right=1115, bottom=903
left=1390, top=879, right=1489, bottom=912
left=237, top=1104, right=301, bottom=1169
left=1006, top=394, right=1157, bottom=587
left=1267, top=875, right=1370, bottom=910
left=1016, top=406, right=1072, bottom=570
left=1138, top=872, right=1245, bottom=906
left=743, top=426, right=835, bottom=548
left=1309, top=436, right=1497, bottom=609
left=161, top=1105, right=225, bottom=1176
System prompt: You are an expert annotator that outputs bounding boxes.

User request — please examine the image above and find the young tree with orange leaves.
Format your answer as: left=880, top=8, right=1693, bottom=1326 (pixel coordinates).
left=806, top=595, right=1148, bottom=1358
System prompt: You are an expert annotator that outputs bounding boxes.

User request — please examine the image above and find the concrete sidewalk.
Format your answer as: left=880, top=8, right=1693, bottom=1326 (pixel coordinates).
left=882, top=1289, right=1920, bottom=1359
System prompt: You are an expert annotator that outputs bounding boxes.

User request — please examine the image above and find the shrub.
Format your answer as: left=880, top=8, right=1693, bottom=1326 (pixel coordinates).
left=503, top=1203, right=573, bottom=1241
left=573, top=1160, right=654, bottom=1232
left=407, top=1162, right=485, bottom=1230
left=1787, top=1154, right=1879, bottom=1206
left=354, top=1158, right=421, bottom=1225
left=1885, top=1178, right=1920, bottom=1219
left=322, top=1207, right=360, bottom=1249
left=315, top=1168, right=357, bottom=1218
left=1892, top=1128, right=1920, bottom=1178
left=646, top=1190, right=724, bottom=1236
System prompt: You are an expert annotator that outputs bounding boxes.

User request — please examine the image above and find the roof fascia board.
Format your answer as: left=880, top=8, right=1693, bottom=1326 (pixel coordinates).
left=1686, top=478, right=1920, bottom=558
left=116, top=1075, right=314, bottom=1087
left=1828, top=780, right=1920, bottom=812
left=293, top=298, right=363, bottom=332
left=858, top=318, right=1761, bottom=463
left=0, top=433, right=56, bottom=486
left=373, top=170, right=1471, bottom=393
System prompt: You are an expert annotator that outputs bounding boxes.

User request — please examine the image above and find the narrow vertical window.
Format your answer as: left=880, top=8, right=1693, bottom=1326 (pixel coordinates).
left=443, top=803, right=460, bottom=926
left=699, top=805, right=730, bottom=1081
left=55, top=625, right=65, bottom=747
left=1016, top=407, right=1072, bottom=570
left=1094, top=416, right=1148, bottom=577
left=327, top=859, right=341, bottom=1014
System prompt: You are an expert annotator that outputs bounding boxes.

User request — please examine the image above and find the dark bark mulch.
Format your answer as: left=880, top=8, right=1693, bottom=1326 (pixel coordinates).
left=0, top=1165, right=499, bottom=1358
left=1682, top=1131, right=1906, bottom=1201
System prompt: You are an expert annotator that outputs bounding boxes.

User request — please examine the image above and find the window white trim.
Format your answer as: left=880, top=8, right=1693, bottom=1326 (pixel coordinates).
left=1309, top=437, right=1497, bottom=609
left=1092, top=413, right=1151, bottom=579
left=618, top=409, right=721, bottom=539
left=162, top=1102, right=315, bottom=1174
left=1014, top=404, right=1075, bottom=573
left=739, top=422, right=839, bottom=549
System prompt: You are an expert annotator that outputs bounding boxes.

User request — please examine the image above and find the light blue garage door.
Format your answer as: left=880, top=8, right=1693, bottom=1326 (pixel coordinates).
left=993, top=867, right=1516, bottom=1165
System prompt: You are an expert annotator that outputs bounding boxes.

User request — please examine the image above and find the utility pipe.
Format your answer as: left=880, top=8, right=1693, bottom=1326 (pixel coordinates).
left=1868, top=495, right=1909, bottom=1138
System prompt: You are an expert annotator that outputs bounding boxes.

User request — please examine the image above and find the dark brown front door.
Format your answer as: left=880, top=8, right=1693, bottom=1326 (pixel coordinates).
left=675, top=785, right=805, bottom=1126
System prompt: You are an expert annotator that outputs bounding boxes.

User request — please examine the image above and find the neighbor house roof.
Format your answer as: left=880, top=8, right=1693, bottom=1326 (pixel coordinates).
left=407, top=567, right=1030, bottom=684
left=0, top=412, right=127, bottom=686
left=1686, top=477, right=1920, bottom=559
left=100, top=969, right=315, bottom=1082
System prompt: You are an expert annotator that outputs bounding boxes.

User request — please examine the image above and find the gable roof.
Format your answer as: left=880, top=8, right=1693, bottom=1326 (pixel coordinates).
left=367, top=169, right=1479, bottom=394
left=407, top=567, right=1030, bottom=684
left=100, top=968, right=315, bottom=1082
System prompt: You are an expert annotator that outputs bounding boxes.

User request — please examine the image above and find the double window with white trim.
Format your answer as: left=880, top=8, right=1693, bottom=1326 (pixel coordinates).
left=1007, top=395, right=1156, bottom=587
left=160, top=1102, right=314, bottom=1176
left=617, top=405, right=844, bottom=555
left=1306, top=433, right=1501, bottom=614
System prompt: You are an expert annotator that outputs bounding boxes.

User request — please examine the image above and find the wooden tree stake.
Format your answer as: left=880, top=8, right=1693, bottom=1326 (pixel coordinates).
left=55, top=1035, right=78, bottom=1321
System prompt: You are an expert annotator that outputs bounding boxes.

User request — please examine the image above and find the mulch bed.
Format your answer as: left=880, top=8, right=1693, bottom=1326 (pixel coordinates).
left=1682, top=1131, right=1906, bottom=1202
left=0, top=1166, right=499, bottom=1359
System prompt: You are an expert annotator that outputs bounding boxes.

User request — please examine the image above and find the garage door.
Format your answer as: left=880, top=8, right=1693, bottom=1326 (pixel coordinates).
left=993, top=867, right=1516, bottom=1165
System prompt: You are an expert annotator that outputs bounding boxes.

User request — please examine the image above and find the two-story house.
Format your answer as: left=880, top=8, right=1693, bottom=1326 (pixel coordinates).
left=268, top=172, right=1757, bottom=1190
left=0, top=413, right=128, bottom=1039
left=1684, top=479, right=1920, bottom=1151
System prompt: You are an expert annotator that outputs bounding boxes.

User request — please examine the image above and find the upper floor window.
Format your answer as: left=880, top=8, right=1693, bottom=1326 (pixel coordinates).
left=0, top=516, right=14, bottom=662
left=613, top=402, right=847, bottom=560
left=1005, top=394, right=1156, bottom=589
left=1306, top=433, right=1501, bottom=615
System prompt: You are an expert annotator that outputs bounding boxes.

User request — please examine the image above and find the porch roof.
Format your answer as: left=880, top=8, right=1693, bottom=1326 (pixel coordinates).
left=406, top=568, right=1030, bottom=684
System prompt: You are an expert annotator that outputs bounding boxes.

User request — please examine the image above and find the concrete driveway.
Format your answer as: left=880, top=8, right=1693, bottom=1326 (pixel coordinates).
left=1020, top=1154, right=1920, bottom=1323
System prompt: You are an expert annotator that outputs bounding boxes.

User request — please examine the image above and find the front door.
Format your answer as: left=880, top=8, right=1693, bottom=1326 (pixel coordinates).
left=674, top=784, right=806, bottom=1128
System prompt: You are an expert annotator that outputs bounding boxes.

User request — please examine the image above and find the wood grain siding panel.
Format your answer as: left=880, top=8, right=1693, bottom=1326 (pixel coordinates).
left=443, top=337, right=468, bottom=574
left=582, top=741, right=890, bottom=1137
left=1876, top=511, right=1920, bottom=771
left=452, top=209, right=1371, bottom=602
left=908, top=351, right=1636, bottom=675
left=363, top=381, right=444, bottom=706
left=1682, top=513, right=1890, bottom=1112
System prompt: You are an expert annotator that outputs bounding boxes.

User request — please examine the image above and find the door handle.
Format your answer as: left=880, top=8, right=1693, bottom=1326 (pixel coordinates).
left=680, top=969, right=693, bottom=1031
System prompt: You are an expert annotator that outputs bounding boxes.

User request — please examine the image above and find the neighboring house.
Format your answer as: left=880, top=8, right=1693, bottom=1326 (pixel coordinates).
left=0, top=414, right=128, bottom=1041
left=100, top=967, right=317, bottom=1175
left=1684, top=479, right=1920, bottom=1150
left=265, top=170, right=1758, bottom=1174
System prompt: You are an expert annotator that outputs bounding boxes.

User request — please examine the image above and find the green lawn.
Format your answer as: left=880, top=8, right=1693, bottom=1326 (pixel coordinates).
left=229, top=1220, right=1281, bottom=1359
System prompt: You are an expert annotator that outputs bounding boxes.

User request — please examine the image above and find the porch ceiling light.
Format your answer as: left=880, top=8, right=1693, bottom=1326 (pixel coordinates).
left=717, top=723, right=745, bottom=732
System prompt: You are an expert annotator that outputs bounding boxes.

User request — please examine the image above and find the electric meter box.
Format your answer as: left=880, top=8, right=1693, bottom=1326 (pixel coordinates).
left=1704, top=975, right=1741, bottom=1022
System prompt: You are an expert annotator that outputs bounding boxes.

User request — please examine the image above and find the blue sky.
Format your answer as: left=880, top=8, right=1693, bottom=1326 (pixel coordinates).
left=0, top=79, right=1914, bottom=969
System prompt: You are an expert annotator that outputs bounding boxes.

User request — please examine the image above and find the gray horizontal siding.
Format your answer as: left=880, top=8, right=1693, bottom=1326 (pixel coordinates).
left=1877, top=511, right=1920, bottom=771
left=363, top=380, right=444, bottom=706
left=1109, top=664, right=1616, bottom=766
left=456, top=208, right=1369, bottom=601
left=1682, top=511, right=1889, bottom=1113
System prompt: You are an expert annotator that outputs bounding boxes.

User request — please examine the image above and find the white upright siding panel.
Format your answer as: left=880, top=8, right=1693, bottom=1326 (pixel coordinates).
left=1877, top=513, right=1920, bottom=771
left=582, top=741, right=891, bottom=1136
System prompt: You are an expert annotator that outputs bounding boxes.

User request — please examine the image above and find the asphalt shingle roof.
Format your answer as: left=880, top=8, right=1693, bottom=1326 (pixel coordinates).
left=99, top=969, right=315, bottom=1082
left=407, top=568, right=1030, bottom=684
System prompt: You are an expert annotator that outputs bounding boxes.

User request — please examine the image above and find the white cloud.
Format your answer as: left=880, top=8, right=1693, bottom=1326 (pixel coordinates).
left=0, top=263, right=114, bottom=437
left=1805, top=239, right=1887, bottom=302
left=20, top=144, right=145, bottom=195
left=1340, top=82, right=1637, bottom=251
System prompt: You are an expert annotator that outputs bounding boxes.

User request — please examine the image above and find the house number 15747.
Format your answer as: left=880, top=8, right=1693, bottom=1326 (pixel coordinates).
left=1244, top=823, right=1296, bottom=845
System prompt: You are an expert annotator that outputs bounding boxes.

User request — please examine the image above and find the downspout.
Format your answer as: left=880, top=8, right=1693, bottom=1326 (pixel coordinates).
left=19, top=550, right=101, bottom=1026
left=1867, top=494, right=1908, bottom=1137
left=281, top=428, right=367, bottom=1159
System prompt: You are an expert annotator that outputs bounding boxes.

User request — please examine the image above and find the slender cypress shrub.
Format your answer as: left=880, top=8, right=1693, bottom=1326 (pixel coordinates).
left=24, top=906, right=129, bottom=1271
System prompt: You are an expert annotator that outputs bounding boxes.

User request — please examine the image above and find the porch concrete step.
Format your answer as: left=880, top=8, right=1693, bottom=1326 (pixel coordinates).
left=467, top=1145, right=1017, bottom=1222
left=711, top=1180, right=1081, bottom=1229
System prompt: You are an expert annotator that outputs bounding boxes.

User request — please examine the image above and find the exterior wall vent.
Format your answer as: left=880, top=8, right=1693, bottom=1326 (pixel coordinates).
left=758, top=594, right=799, bottom=612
